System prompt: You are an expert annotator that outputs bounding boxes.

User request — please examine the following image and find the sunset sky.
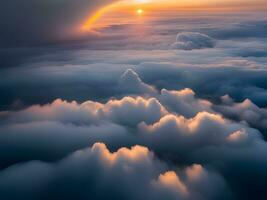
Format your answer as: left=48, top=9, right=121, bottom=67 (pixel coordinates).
left=0, top=1, right=267, bottom=200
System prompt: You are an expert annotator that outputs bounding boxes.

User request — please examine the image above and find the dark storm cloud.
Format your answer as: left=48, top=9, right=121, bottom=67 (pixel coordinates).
left=0, top=0, right=117, bottom=47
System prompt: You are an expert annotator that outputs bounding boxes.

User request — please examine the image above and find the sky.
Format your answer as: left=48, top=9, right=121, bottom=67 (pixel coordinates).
left=0, top=0, right=267, bottom=200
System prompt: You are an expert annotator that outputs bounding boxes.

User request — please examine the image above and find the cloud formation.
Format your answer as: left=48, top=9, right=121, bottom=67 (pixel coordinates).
left=119, top=69, right=157, bottom=95
left=0, top=70, right=267, bottom=199
left=171, top=32, right=215, bottom=50
left=1, top=9, right=267, bottom=200
left=215, top=95, right=267, bottom=138
left=1, top=75, right=267, bottom=200
left=159, top=88, right=213, bottom=118
left=0, top=143, right=230, bottom=200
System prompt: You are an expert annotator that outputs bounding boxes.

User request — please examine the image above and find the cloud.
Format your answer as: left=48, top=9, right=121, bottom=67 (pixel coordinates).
left=0, top=93, right=168, bottom=167
left=214, top=95, right=267, bottom=138
left=119, top=69, right=157, bottom=95
left=0, top=143, right=230, bottom=200
left=171, top=32, right=215, bottom=50
left=137, top=109, right=267, bottom=200
left=135, top=61, right=267, bottom=107
left=1, top=42, right=267, bottom=110
left=1, top=7, right=267, bottom=200
left=3, top=95, right=167, bottom=127
left=1, top=86, right=267, bottom=199
left=0, top=121, right=132, bottom=169
left=155, top=171, right=188, bottom=195
left=159, top=88, right=213, bottom=118
left=138, top=111, right=262, bottom=154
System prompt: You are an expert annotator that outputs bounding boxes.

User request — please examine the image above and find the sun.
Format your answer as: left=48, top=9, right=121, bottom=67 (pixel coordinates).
left=137, top=9, right=143, bottom=15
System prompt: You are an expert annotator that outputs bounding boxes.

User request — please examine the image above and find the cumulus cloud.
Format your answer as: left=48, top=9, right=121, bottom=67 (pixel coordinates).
left=159, top=88, right=213, bottom=118
left=3, top=95, right=167, bottom=127
left=171, top=32, right=215, bottom=50
left=153, top=164, right=230, bottom=200
left=119, top=69, right=157, bottom=95
left=138, top=111, right=262, bottom=155
left=0, top=87, right=267, bottom=199
left=0, top=121, right=133, bottom=169
left=135, top=60, right=267, bottom=107
left=215, top=95, right=267, bottom=138
left=0, top=143, right=230, bottom=200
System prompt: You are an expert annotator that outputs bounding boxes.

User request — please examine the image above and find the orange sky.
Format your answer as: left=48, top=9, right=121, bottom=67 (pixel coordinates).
left=82, top=0, right=267, bottom=30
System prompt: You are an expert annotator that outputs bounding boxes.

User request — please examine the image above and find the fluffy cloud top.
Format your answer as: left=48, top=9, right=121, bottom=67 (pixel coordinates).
left=119, top=69, right=157, bottom=95
left=160, top=88, right=213, bottom=118
left=3, top=95, right=167, bottom=127
left=0, top=71, right=267, bottom=200
left=0, top=87, right=267, bottom=200
left=214, top=95, right=267, bottom=139
left=171, top=32, right=215, bottom=50
left=0, top=143, right=229, bottom=200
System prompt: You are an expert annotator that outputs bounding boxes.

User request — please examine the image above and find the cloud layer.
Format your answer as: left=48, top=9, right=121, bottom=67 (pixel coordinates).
left=1, top=70, right=267, bottom=199
left=1, top=8, right=267, bottom=200
left=171, top=32, right=215, bottom=50
left=0, top=143, right=230, bottom=200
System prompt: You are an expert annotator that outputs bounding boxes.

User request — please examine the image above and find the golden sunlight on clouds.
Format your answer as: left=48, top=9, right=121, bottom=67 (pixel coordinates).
left=186, top=164, right=204, bottom=181
left=81, top=0, right=267, bottom=30
left=156, top=171, right=188, bottom=195
left=90, top=143, right=150, bottom=166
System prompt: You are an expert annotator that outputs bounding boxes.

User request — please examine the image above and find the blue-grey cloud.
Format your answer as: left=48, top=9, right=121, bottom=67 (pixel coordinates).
left=0, top=0, right=117, bottom=47
left=0, top=143, right=230, bottom=200
left=1, top=9, right=267, bottom=200
left=171, top=32, right=215, bottom=50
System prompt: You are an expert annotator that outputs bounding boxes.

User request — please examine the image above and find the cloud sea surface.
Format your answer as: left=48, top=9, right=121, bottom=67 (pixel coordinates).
left=0, top=7, right=267, bottom=200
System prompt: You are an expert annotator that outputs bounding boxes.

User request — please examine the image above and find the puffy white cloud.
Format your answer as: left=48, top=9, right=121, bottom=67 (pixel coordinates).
left=100, top=96, right=167, bottom=126
left=159, top=88, right=213, bottom=118
left=138, top=111, right=261, bottom=154
left=3, top=95, right=167, bottom=127
left=171, top=32, right=215, bottom=50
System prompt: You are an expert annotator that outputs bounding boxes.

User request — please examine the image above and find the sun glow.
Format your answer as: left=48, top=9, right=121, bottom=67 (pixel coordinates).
left=137, top=9, right=144, bottom=15
left=81, top=0, right=266, bottom=31
left=82, top=4, right=116, bottom=30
